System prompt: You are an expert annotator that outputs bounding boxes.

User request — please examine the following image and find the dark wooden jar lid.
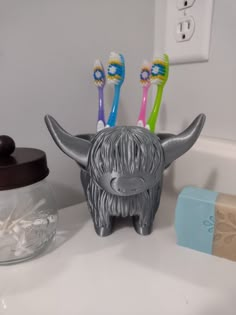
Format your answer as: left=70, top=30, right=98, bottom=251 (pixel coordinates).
left=0, top=135, right=49, bottom=190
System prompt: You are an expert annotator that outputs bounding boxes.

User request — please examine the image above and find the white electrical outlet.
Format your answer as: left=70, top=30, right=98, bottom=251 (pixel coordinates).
left=164, top=0, right=214, bottom=64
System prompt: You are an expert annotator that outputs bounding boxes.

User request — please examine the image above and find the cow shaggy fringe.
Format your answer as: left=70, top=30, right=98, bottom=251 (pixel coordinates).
left=89, top=126, right=163, bottom=180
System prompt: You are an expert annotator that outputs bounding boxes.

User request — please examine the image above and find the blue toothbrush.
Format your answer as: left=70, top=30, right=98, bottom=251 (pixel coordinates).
left=106, top=52, right=125, bottom=127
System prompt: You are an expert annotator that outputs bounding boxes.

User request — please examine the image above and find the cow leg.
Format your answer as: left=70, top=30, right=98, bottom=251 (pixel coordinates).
left=132, top=212, right=154, bottom=236
left=132, top=184, right=162, bottom=236
left=91, top=208, right=114, bottom=237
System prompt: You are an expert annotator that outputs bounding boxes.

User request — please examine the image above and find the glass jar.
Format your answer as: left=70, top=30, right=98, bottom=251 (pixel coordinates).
left=0, top=135, right=57, bottom=264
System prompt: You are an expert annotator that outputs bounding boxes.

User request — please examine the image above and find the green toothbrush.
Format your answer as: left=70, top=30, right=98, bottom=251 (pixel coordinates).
left=146, top=54, right=169, bottom=132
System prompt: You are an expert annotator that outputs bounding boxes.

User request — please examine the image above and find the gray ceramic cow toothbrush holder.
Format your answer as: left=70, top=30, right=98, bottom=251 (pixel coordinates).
left=45, top=114, right=205, bottom=237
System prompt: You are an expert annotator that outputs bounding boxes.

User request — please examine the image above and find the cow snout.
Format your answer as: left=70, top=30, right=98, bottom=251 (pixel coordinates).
left=110, top=176, right=145, bottom=196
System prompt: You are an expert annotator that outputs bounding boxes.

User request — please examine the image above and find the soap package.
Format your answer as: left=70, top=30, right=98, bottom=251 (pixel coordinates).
left=175, top=186, right=236, bottom=261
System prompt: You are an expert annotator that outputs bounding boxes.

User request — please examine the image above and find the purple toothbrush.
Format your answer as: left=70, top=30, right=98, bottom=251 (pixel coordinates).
left=93, top=60, right=106, bottom=132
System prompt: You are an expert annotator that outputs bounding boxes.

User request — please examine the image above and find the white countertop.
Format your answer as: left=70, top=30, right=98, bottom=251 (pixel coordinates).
left=1, top=186, right=236, bottom=315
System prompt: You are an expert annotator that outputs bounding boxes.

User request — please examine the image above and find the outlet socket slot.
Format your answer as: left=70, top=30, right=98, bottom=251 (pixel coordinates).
left=177, top=0, right=196, bottom=10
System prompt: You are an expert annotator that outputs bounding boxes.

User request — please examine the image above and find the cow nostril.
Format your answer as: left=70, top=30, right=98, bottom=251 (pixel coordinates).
left=111, top=178, right=119, bottom=191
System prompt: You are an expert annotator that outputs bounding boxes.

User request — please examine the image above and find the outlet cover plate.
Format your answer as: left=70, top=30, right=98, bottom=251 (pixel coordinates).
left=164, top=0, right=214, bottom=64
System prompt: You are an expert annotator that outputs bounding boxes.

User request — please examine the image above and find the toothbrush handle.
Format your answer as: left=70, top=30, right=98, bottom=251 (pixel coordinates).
left=147, top=85, right=163, bottom=132
left=97, top=87, right=106, bottom=132
left=98, top=87, right=105, bottom=123
left=106, top=85, right=120, bottom=127
left=137, top=86, right=149, bottom=126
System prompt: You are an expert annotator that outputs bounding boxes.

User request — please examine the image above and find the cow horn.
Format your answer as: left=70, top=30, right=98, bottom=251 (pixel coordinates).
left=45, top=115, right=91, bottom=168
left=161, top=114, right=206, bottom=167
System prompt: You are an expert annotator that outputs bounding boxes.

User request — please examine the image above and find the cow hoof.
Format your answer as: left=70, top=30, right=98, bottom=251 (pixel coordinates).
left=133, top=218, right=153, bottom=236
left=94, top=225, right=113, bottom=237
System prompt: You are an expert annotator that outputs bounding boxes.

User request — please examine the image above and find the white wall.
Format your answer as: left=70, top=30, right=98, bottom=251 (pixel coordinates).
left=1, top=0, right=234, bottom=209
left=0, top=0, right=155, bottom=208
left=154, top=0, right=236, bottom=141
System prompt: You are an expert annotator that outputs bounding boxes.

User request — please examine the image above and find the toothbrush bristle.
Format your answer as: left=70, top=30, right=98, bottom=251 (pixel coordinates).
left=140, top=60, right=151, bottom=87
left=150, top=54, right=169, bottom=86
left=107, top=52, right=125, bottom=85
left=93, top=59, right=106, bottom=88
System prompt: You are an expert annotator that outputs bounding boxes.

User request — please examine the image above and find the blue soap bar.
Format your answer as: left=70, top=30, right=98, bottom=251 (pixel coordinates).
left=175, top=187, right=236, bottom=261
left=175, top=186, right=218, bottom=254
